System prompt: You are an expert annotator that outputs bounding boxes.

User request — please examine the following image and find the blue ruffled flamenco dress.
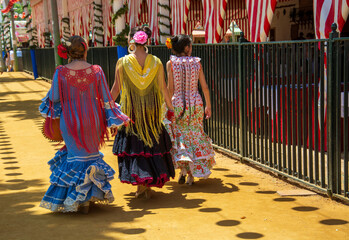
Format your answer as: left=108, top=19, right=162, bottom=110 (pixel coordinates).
left=39, top=65, right=129, bottom=212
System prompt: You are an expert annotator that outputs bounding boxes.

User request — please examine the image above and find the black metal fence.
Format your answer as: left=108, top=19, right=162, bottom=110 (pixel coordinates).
left=21, top=28, right=349, bottom=201
left=22, top=47, right=119, bottom=88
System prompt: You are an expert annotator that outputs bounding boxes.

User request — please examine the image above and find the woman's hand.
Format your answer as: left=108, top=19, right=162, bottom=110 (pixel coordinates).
left=205, top=106, right=211, bottom=119
left=110, top=127, right=118, bottom=137
left=166, top=109, right=175, bottom=123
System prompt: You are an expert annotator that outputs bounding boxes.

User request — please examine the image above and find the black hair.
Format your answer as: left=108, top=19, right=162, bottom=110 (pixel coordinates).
left=170, top=35, right=192, bottom=55
left=129, top=26, right=152, bottom=46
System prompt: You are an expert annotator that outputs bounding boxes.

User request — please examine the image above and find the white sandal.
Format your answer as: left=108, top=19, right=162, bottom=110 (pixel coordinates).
left=186, top=175, right=194, bottom=185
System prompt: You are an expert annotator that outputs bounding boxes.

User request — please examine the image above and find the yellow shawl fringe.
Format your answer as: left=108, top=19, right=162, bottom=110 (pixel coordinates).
left=118, top=54, right=164, bottom=147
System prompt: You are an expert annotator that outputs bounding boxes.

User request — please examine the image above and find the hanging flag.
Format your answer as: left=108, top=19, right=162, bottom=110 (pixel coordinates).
left=1, top=0, right=20, bottom=14
left=202, top=0, right=227, bottom=43
left=245, top=0, right=277, bottom=42
left=314, top=0, right=349, bottom=39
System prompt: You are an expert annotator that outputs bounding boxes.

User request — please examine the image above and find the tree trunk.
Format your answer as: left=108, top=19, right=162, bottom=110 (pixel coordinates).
left=51, top=0, right=63, bottom=66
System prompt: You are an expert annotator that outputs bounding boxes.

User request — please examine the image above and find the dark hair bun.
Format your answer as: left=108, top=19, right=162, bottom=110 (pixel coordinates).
left=129, top=26, right=152, bottom=45
left=171, top=35, right=192, bottom=54
left=66, top=36, right=88, bottom=60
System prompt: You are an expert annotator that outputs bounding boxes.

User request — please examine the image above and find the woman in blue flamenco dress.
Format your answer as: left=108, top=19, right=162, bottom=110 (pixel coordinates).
left=39, top=36, right=129, bottom=213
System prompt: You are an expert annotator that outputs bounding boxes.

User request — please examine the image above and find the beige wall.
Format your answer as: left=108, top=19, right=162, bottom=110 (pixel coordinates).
left=270, top=0, right=299, bottom=41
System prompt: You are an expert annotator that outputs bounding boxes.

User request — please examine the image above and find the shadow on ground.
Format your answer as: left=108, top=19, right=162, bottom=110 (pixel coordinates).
left=126, top=178, right=238, bottom=211
left=0, top=99, right=43, bottom=121
left=0, top=178, right=153, bottom=240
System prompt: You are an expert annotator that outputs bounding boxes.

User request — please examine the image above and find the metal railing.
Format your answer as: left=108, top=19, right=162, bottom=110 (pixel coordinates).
left=21, top=26, right=349, bottom=201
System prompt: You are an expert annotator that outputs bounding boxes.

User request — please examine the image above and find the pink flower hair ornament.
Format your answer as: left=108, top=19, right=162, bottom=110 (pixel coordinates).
left=133, top=31, right=148, bottom=45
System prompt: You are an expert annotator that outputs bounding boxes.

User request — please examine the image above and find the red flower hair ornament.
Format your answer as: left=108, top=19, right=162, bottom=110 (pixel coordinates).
left=57, top=39, right=71, bottom=59
left=57, top=44, right=68, bottom=59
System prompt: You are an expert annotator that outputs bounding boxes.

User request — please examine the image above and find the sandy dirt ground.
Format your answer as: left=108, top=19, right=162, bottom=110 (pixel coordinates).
left=0, top=72, right=348, bottom=240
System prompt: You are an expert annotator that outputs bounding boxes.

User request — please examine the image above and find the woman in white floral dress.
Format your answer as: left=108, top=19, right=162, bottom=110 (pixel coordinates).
left=165, top=35, right=215, bottom=185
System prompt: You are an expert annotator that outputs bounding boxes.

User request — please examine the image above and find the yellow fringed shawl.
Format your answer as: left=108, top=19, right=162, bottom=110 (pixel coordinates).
left=117, top=54, right=165, bottom=147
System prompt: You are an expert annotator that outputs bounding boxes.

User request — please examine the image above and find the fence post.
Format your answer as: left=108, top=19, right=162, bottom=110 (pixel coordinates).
left=238, top=32, right=247, bottom=159
left=30, top=48, right=39, bottom=79
left=327, top=23, right=339, bottom=198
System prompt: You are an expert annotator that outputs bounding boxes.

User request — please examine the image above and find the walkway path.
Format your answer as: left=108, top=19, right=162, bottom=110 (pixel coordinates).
left=0, top=72, right=348, bottom=240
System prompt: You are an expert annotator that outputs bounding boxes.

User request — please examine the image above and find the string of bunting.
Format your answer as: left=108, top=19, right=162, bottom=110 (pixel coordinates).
left=3, top=14, right=11, bottom=47
left=111, top=3, right=129, bottom=47
left=22, top=2, right=37, bottom=47
left=61, top=17, right=70, bottom=41
left=43, top=31, right=51, bottom=46
left=158, top=2, right=171, bottom=41
left=93, top=1, right=104, bottom=45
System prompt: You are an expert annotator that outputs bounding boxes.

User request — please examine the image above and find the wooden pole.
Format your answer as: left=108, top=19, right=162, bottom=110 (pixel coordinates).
left=50, top=0, right=63, bottom=66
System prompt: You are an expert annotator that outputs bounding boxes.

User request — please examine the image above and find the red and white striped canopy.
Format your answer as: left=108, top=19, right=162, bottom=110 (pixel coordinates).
left=246, top=0, right=277, bottom=42
left=171, top=0, right=190, bottom=35
left=128, top=0, right=143, bottom=29
left=147, top=0, right=159, bottom=42
left=202, top=0, right=227, bottom=43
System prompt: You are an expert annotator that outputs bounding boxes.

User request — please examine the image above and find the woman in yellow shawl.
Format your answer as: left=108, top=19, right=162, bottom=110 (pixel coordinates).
left=111, top=26, right=175, bottom=199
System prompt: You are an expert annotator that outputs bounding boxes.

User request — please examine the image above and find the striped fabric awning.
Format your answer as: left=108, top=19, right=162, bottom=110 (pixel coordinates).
left=246, top=0, right=277, bottom=42
left=139, top=0, right=149, bottom=27
left=202, top=0, right=227, bottom=43
left=171, top=0, right=190, bottom=35
left=314, top=0, right=349, bottom=39
left=186, top=0, right=203, bottom=36
left=128, top=0, right=143, bottom=29
left=147, top=0, right=159, bottom=42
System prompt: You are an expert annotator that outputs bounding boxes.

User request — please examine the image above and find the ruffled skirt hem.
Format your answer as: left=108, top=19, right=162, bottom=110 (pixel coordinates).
left=174, top=154, right=216, bottom=178
left=114, top=126, right=175, bottom=188
left=39, top=196, right=112, bottom=213
left=40, top=147, right=115, bottom=212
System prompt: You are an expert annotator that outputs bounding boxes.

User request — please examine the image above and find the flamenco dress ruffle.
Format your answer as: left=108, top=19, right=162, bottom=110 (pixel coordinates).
left=165, top=55, right=215, bottom=178
left=167, top=119, right=216, bottom=178
left=39, top=147, right=115, bottom=212
left=113, top=125, right=175, bottom=188
left=39, top=92, right=126, bottom=212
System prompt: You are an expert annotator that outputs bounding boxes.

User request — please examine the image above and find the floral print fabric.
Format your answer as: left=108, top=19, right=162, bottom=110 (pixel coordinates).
left=165, top=55, right=215, bottom=178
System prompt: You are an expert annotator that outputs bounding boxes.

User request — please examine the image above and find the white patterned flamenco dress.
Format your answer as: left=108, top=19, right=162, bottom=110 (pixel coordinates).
left=165, top=55, right=215, bottom=179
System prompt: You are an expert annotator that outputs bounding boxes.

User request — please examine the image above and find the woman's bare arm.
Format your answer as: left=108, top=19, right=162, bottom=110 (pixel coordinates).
left=159, top=64, right=174, bottom=111
left=198, top=63, right=211, bottom=118
left=110, top=63, right=121, bottom=101
left=166, top=60, right=174, bottom=98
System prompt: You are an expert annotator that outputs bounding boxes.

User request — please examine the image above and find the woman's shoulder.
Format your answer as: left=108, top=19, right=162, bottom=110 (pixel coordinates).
left=170, top=55, right=201, bottom=63
left=148, top=54, right=161, bottom=62
left=56, top=64, right=102, bottom=76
